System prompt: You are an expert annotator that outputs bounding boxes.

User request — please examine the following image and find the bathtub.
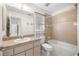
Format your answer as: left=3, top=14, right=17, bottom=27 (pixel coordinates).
left=47, top=40, right=77, bottom=56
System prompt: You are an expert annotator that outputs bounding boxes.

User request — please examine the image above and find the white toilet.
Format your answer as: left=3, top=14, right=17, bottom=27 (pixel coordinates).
left=41, top=43, right=53, bottom=56
left=40, top=37, right=53, bottom=56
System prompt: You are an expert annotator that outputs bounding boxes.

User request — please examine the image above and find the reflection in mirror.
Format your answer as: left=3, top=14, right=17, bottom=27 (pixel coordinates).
left=6, top=16, right=21, bottom=37
left=10, top=16, right=20, bottom=37
left=6, top=16, right=10, bottom=37
left=4, top=5, right=34, bottom=40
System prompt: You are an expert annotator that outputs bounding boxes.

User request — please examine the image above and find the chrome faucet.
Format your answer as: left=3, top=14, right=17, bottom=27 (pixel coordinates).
left=20, top=35, right=24, bottom=39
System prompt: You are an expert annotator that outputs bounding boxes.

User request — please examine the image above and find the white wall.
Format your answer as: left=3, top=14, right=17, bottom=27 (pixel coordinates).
left=25, top=4, right=50, bottom=15
left=21, top=13, right=34, bottom=35
left=52, top=5, right=75, bottom=16
left=6, top=3, right=50, bottom=15
left=77, top=4, right=79, bottom=53
left=0, top=5, right=2, bottom=47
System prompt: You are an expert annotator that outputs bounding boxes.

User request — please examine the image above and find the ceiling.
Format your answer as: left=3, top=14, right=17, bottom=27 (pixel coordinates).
left=33, top=3, right=74, bottom=14
left=6, top=3, right=75, bottom=15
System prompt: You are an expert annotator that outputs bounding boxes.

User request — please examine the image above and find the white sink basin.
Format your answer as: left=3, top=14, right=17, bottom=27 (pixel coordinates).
left=15, top=38, right=31, bottom=43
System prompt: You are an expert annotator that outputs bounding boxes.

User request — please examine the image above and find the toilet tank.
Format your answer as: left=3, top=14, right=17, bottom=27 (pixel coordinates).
left=39, top=36, right=45, bottom=44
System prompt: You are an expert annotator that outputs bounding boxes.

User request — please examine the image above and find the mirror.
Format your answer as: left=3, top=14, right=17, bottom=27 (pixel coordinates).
left=5, top=5, right=34, bottom=38
left=6, top=16, right=21, bottom=37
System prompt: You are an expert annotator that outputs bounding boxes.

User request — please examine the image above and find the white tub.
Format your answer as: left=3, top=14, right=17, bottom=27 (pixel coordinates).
left=47, top=40, right=77, bottom=56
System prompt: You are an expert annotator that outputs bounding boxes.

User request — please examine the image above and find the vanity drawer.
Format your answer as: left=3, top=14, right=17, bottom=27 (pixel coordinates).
left=3, top=49, right=13, bottom=56
left=15, top=52, right=25, bottom=56
left=14, top=43, right=33, bottom=54
left=34, top=40, right=40, bottom=47
left=26, top=48, right=33, bottom=56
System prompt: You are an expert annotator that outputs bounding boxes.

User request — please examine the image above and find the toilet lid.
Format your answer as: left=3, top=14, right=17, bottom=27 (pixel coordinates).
left=42, top=43, right=53, bottom=49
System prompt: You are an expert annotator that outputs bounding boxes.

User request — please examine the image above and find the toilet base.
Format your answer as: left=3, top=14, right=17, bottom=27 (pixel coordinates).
left=41, top=48, right=52, bottom=56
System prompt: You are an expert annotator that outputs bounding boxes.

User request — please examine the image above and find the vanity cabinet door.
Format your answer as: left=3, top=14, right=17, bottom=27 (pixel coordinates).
left=26, top=49, right=33, bottom=56
left=3, top=49, right=13, bottom=56
left=15, top=52, right=25, bottom=56
left=14, top=42, right=33, bottom=54
left=14, top=45, right=27, bottom=54
left=34, top=46, right=40, bottom=56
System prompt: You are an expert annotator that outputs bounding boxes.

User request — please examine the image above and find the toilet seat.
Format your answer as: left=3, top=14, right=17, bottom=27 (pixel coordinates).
left=42, top=43, right=53, bottom=51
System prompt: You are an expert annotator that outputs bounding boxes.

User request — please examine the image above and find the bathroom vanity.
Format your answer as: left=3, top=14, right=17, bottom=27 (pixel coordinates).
left=0, top=37, right=41, bottom=56
left=0, top=5, right=44, bottom=56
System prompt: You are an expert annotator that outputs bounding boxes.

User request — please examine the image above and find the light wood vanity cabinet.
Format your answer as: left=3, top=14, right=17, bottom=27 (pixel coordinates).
left=34, top=46, right=40, bottom=56
left=34, top=40, right=40, bottom=47
left=33, top=40, right=41, bottom=56
left=15, top=52, right=25, bottom=56
left=14, top=45, right=27, bottom=55
left=2, top=39, right=41, bottom=56
left=14, top=42, right=33, bottom=55
left=15, top=48, right=34, bottom=56
left=3, top=48, right=13, bottom=56
left=26, top=49, right=33, bottom=56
